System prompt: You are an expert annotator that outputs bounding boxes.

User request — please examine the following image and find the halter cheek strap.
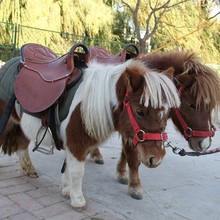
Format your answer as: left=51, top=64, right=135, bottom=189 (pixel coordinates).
left=172, top=107, right=216, bottom=140
left=123, top=92, right=168, bottom=146
left=172, top=86, right=216, bottom=140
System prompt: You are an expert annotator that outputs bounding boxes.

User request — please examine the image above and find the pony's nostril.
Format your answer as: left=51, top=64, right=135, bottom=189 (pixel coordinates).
left=197, top=139, right=210, bottom=152
left=197, top=140, right=203, bottom=150
left=148, top=157, right=155, bottom=166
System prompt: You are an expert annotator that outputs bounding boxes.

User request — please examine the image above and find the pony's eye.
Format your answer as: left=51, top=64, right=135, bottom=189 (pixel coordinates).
left=136, top=108, right=145, bottom=117
left=189, top=104, right=196, bottom=109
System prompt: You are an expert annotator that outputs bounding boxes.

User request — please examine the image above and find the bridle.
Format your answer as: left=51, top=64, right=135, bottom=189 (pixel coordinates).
left=123, top=92, right=168, bottom=146
left=172, top=86, right=216, bottom=141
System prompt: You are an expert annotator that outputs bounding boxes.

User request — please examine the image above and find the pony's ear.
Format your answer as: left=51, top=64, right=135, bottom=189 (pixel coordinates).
left=124, top=67, right=145, bottom=93
left=176, top=74, right=195, bottom=88
left=163, top=67, right=174, bottom=80
left=116, top=63, right=145, bottom=102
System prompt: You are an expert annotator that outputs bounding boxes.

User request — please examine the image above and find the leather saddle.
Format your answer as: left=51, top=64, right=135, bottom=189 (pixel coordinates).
left=89, top=43, right=139, bottom=64
left=14, top=43, right=89, bottom=113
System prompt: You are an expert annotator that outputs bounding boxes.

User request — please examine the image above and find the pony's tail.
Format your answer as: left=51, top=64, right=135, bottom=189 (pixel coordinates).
left=1, top=124, right=26, bottom=155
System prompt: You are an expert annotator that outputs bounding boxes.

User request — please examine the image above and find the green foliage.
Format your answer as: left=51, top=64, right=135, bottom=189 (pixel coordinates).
left=0, top=0, right=114, bottom=53
left=151, top=1, right=220, bottom=63
left=112, top=8, right=135, bottom=45
left=0, top=0, right=219, bottom=62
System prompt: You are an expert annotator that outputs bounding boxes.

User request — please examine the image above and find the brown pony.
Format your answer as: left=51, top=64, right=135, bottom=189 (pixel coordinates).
left=0, top=58, right=180, bottom=210
left=91, top=51, right=220, bottom=200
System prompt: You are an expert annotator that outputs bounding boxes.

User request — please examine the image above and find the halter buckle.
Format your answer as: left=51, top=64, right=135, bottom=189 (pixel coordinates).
left=136, top=130, right=145, bottom=142
left=184, top=127, right=192, bottom=138
left=161, top=132, right=167, bottom=141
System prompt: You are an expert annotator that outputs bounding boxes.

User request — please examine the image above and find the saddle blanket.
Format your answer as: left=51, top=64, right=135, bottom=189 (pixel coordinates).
left=0, top=57, right=21, bottom=102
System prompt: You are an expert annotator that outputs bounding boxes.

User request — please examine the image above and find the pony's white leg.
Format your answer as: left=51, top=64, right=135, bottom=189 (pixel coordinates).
left=16, top=148, right=38, bottom=177
left=61, top=148, right=85, bottom=210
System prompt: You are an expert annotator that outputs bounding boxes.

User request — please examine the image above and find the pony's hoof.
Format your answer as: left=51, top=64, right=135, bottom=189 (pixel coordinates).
left=129, top=187, right=143, bottom=200
left=63, top=193, right=70, bottom=199
left=28, top=172, right=39, bottom=178
left=71, top=197, right=86, bottom=212
left=21, top=170, right=39, bottom=178
left=61, top=188, right=70, bottom=199
left=94, top=158, right=104, bottom=164
left=90, top=155, right=104, bottom=165
left=117, top=175, right=128, bottom=185
left=73, top=205, right=86, bottom=212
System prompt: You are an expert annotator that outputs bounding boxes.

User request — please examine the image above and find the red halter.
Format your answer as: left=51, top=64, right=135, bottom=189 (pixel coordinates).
left=123, top=92, right=168, bottom=146
left=172, top=86, right=216, bottom=141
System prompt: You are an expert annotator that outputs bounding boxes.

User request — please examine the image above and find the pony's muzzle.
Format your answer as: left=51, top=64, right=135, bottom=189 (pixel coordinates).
left=188, top=137, right=211, bottom=152
left=145, top=155, right=163, bottom=168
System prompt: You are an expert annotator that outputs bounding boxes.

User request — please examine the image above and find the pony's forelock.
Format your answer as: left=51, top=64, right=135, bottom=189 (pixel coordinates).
left=182, top=55, right=220, bottom=112
left=143, top=71, right=180, bottom=109
left=191, top=73, right=220, bottom=112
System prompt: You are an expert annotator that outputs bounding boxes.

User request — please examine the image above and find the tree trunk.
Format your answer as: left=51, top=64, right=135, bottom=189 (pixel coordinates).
left=138, top=39, right=148, bottom=54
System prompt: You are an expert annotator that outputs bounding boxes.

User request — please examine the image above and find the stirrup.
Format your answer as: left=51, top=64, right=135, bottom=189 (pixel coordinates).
left=34, top=126, right=55, bottom=155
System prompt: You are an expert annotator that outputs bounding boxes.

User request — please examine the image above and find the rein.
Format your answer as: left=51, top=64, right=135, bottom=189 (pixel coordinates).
left=172, top=86, right=216, bottom=141
left=123, top=92, right=168, bottom=146
left=164, top=141, right=220, bottom=156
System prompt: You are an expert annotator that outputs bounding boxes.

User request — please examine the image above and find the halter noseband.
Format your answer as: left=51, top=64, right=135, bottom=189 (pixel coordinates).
left=172, top=86, right=216, bottom=141
left=123, top=92, right=168, bottom=146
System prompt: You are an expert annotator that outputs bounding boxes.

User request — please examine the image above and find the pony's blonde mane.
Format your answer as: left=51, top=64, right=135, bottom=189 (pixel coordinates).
left=81, top=60, right=131, bottom=141
left=80, top=60, right=180, bottom=141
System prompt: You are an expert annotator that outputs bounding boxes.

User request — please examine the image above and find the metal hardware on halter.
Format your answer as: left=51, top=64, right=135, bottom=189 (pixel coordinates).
left=164, top=141, right=182, bottom=154
left=33, top=126, right=55, bottom=155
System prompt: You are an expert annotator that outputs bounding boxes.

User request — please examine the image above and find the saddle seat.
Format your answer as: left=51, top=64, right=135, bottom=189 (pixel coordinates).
left=89, top=43, right=139, bottom=64
left=14, top=43, right=89, bottom=113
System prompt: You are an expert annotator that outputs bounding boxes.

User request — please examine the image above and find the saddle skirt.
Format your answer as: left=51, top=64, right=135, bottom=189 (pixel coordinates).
left=89, top=43, right=139, bottom=64
left=14, top=43, right=89, bottom=113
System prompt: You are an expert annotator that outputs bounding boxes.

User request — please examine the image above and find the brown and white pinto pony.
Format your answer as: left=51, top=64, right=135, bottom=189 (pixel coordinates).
left=0, top=59, right=180, bottom=210
left=109, top=51, right=220, bottom=200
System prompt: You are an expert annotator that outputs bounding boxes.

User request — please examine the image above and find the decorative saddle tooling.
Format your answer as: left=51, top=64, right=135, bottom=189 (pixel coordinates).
left=14, top=43, right=89, bottom=113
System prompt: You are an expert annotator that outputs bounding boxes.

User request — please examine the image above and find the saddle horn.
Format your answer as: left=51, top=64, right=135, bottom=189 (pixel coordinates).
left=67, top=43, right=90, bottom=69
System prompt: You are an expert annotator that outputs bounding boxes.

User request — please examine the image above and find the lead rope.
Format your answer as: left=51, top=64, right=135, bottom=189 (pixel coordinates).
left=164, top=141, right=220, bottom=156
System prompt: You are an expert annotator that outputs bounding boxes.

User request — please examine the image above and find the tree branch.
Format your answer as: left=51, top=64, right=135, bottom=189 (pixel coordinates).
left=121, top=0, right=133, bottom=13
left=122, top=0, right=142, bottom=40
left=208, top=11, right=220, bottom=20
